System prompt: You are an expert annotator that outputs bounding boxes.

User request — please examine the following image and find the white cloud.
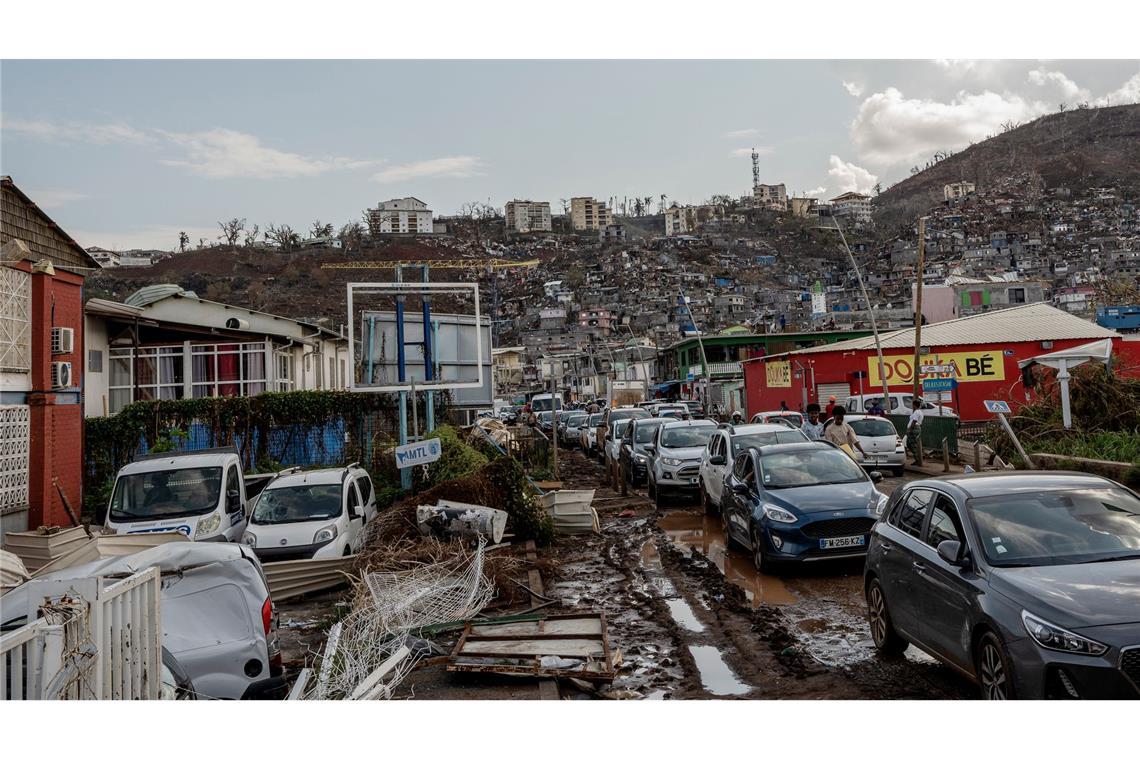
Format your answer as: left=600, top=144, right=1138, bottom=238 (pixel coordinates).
left=158, top=128, right=374, bottom=179
left=1097, top=70, right=1140, bottom=106
left=24, top=189, right=89, bottom=209
left=1, top=115, right=156, bottom=145
left=842, top=81, right=863, bottom=97
left=827, top=155, right=877, bottom=194
left=1027, top=69, right=1089, bottom=102
left=730, top=146, right=774, bottom=158
left=849, top=87, right=1047, bottom=168
left=802, top=186, right=827, bottom=197
left=371, top=156, right=484, bottom=184
left=721, top=128, right=761, bottom=139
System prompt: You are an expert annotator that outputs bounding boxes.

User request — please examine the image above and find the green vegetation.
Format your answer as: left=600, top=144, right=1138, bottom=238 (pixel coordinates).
left=417, top=425, right=489, bottom=488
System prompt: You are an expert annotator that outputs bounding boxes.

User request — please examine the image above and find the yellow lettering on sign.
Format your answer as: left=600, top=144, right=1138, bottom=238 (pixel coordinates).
left=766, top=360, right=792, bottom=388
left=868, top=351, right=1005, bottom=387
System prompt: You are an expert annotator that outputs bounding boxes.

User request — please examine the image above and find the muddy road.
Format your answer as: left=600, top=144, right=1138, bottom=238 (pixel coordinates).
left=550, top=448, right=975, bottom=699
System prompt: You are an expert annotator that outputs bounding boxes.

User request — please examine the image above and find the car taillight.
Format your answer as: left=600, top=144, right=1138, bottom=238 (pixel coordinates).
left=261, top=597, right=273, bottom=635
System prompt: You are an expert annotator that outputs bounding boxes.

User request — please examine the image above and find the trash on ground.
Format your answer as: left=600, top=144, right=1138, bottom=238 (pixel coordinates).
left=416, top=500, right=508, bottom=544
left=263, top=555, right=356, bottom=602
left=539, top=489, right=600, bottom=535
left=0, top=549, right=30, bottom=594
left=32, top=531, right=190, bottom=576
left=2, top=526, right=90, bottom=573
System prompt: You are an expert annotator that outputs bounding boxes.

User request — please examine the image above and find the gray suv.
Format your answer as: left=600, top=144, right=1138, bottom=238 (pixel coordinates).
left=646, top=419, right=717, bottom=508
left=865, top=471, right=1140, bottom=699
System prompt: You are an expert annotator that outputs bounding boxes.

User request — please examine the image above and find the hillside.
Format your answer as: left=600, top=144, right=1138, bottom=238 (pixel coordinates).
left=874, top=104, right=1140, bottom=229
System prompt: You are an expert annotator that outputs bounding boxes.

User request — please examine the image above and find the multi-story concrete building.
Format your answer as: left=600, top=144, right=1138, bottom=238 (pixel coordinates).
left=789, top=197, right=818, bottom=218
left=368, top=197, right=433, bottom=235
left=753, top=183, right=787, bottom=212
left=504, top=200, right=552, bottom=233
left=829, top=192, right=872, bottom=226
left=570, top=197, right=613, bottom=231
left=87, top=246, right=120, bottom=268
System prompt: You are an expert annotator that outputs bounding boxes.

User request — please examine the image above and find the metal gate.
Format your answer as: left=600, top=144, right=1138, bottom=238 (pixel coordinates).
left=816, top=382, right=851, bottom=406
left=0, top=405, right=31, bottom=535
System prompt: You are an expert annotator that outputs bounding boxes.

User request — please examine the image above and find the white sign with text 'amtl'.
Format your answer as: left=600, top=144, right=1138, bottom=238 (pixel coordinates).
left=394, top=438, right=442, bottom=469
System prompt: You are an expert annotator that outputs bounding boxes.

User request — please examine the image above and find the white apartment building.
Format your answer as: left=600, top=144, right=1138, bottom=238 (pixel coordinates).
left=829, top=192, right=872, bottom=226
left=752, top=183, right=787, bottom=212
left=368, top=197, right=434, bottom=234
left=505, top=200, right=552, bottom=233
left=944, top=181, right=976, bottom=201
left=570, top=197, right=613, bottom=231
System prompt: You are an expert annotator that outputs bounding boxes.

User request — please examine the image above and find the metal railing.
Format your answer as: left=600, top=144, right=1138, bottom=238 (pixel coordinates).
left=1, top=567, right=161, bottom=700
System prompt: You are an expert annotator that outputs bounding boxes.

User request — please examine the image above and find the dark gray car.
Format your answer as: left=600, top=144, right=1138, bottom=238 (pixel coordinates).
left=865, top=471, right=1140, bottom=699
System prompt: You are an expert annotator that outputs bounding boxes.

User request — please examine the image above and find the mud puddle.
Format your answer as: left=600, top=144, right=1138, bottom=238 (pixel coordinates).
left=658, top=510, right=797, bottom=606
left=688, top=645, right=751, bottom=696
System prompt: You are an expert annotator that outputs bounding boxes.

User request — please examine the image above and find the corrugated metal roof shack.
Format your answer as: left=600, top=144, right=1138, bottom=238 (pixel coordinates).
left=743, top=303, right=1128, bottom=422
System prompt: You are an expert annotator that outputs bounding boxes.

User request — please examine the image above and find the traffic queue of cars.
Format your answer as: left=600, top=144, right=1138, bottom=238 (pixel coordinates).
left=616, top=411, right=1140, bottom=700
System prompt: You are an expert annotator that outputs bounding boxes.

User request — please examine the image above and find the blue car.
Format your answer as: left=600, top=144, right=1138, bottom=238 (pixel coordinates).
left=720, top=441, right=889, bottom=572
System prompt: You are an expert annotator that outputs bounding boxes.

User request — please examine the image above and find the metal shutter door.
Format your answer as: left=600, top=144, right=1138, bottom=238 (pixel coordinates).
left=816, top=382, right=851, bottom=405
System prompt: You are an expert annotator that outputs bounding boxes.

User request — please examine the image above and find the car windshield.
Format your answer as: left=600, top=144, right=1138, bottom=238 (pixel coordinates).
left=763, top=413, right=803, bottom=427
left=849, top=418, right=897, bottom=437
left=531, top=397, right=559, bottom=412
left=109, top=467, right=223, bottom=520
left=587, top=413, right=603, bottom=425
left=635, top=422, right=663, bottom=443
left=565, top=414, right=586, bottom=426
left=252, top=484, right=343, bottom=524
left=610, top=409, right=648, bottom=422
left=612, top=420, right=632, bottom=437
left=539, top=411, right=553, bottom=422
left=757, top=449, right=866, bottom=489
left=731, top=430, right=806, bottom=455
left=967, top=487, right=1140, bottom=567
left=660, top=426, right=715, bottom=448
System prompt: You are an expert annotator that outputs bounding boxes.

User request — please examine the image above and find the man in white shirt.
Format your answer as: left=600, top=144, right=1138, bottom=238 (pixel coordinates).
left=905, top=401, right=925, bottom=464
left=801, top=404, right=825, bottom=441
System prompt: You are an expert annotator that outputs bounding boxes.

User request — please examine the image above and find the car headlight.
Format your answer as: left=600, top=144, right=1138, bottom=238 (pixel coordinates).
left=762, top=504, right=797, bottom=523
left=634, top=453, right=647, bottom=464
left=875, top=493, right=889, bottom=516
left=660, top=457, right=684, bottom=466
left=242, top=531, right=257, bottom=547
left=1021, top=611, right=1108, bottom=656
left=194, top=513, right=222, bottom=539
left=313, top=524, right=338, bottom=544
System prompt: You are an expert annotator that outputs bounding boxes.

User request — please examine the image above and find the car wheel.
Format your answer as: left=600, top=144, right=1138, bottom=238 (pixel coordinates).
left=750, top=527, right=772, bottom=573
left=620, top=468, right=628, bottom=496
left=653, top=483, right=665, bottom=510
left=722, top=510, right=742, bottom=551
left=866, top=578, right=908, bottom=656
left=647, top=476, right=656, bottom=499
left=976, top=631, right=1016, bottom=700
left=701, top=482, right=718, bottom=516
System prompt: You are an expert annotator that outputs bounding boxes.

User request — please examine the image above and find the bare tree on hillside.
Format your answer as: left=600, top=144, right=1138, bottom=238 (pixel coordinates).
left=265, top=223, right=299, bottom=252
left=363, top=210, right=381, bottom=240
left=178, top=231, right=189, bottom=254
left=218, top=218, right=246, bottom=250
left=339, top=221, right=364, bottom=253
left=310, top=220, right=334, bottom=239
left=458, top=201, right=497, bottom=246
left=243, top=224, right=260, bottom=247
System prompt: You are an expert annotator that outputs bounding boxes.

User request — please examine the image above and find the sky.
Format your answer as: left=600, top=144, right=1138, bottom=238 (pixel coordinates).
left=2, top=59, right=1139, bottom=251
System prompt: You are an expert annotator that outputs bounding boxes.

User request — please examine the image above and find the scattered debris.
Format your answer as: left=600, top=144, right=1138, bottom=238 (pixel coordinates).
left=0, top=549, right=30, bottom=594
left=264, top=555, right=356, bottom=602
left=540, top=489, right=599, bottom=535
left=2, top=526, right=90, bottom=573
left=449, top=612, right=617, bottom=682
left=416, top=500, right=508, bottom=543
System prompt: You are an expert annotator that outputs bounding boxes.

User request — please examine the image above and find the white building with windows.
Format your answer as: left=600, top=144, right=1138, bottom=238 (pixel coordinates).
left=570, top=197, right=613, bottom=231
left=84, top=285, right=347, bottom=417
left=504, top=200, right=552, bottom=233
left=88, top=246, right=121, bottom=268
left=367, top=197, right=434, bottom=235
left=752, top=183, right=787, bottom=212
left=829, top=191, right=873, bottom=226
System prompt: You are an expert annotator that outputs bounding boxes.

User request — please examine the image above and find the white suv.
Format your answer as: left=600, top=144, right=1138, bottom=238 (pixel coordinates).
left=699, top=423, right=808, bottom=515
left=242, top=464, right=378, bottom=561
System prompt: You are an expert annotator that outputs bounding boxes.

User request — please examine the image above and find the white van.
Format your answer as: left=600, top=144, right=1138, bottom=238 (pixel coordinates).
left=105, top=449, right=251, bottom=542
left=529, top=393, right=563, bottom=413
left=242, top=465, right=378, bottom=561
left=844, top=393, right=957, bottom=417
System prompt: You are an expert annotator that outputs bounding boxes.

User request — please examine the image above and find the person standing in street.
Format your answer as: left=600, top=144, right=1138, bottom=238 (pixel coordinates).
left=779, top=400, right=789, bottom=412
left=825, top=395, right=838, bottom=419
left=868, top=398, right=886, bottom=417
left=823, top=407, right=867, bottom=459
left=801, top=403, right=824, bottom=441
left=906, top=399, right=925, bottom=464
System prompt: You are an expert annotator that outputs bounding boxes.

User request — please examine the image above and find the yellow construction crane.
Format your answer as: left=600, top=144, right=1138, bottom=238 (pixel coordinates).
left=321, top=258, right=541, bottom=270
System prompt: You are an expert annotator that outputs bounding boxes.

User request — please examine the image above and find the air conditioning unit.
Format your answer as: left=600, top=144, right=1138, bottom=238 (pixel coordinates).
left=51, top=361, right=73, bottom=389
left=51, top=326, right=75, bottom=354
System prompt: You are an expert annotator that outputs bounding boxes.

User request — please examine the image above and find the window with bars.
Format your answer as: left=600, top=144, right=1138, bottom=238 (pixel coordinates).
left=191, top=342, right=267, bottom=399
left=0, top=266, right=31, bottom=374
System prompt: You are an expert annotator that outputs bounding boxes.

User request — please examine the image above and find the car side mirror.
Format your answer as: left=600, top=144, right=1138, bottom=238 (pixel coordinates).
left=869, top=470, right=884, bottom=484
left=226, top=491, right=242, bottom=513
left=709, top=455, right=726, bottom=466
left=352, top=504, right=364, bottom=519
left=731, top=482, right=750, bottom=494
left=936, top=540, right=967, bottom=567
left=644, top=445, right=656, bottom=454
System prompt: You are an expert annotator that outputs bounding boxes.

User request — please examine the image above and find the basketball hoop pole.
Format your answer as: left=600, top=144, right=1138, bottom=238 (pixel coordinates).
left=396, top=267, right=411, bottom=490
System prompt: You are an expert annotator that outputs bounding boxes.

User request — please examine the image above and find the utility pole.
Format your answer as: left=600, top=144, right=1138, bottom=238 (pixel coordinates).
left=912, top=216, right=926, bottom=404
left=677, top=287, right=710, bottom=410
left=831, top=218, right=890, bottom=405
left=550, top=377, right=559, bottom=480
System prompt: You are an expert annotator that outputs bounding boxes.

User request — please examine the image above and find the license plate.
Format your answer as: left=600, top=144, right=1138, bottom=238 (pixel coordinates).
left=820, top=535, right=865, bottom=550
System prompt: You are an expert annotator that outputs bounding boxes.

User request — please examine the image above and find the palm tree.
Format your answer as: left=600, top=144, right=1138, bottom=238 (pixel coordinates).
left=178, top=231, right=189, bottom=254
